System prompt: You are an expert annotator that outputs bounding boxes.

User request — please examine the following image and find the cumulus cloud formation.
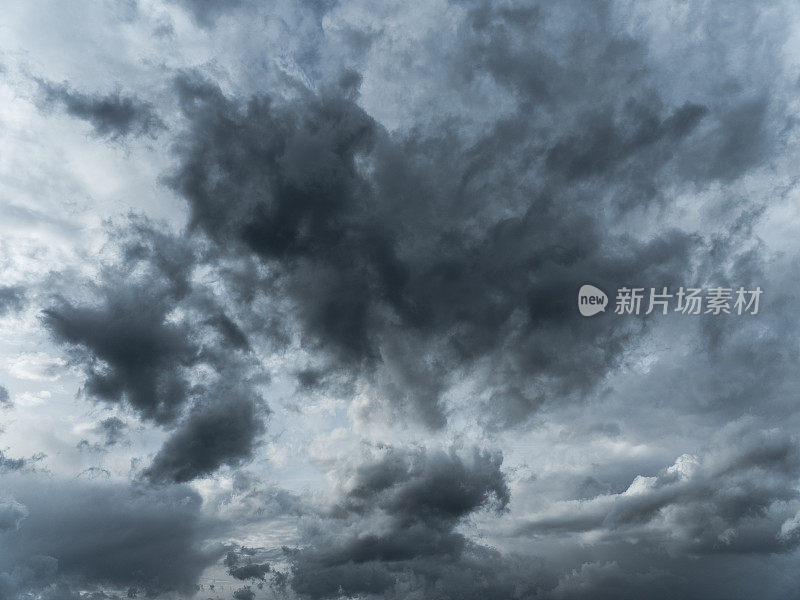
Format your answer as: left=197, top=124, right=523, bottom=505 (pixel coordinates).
left=167, top=68, right=704, bottom=429
left=285, top=447, right=523, bottom=599
left=144, top=0, right=787, bottom=435
left=144, top=382, right=267, bottom=483
left=43, top=218, right=267, bottom=483
left=44, top=286, right=199, bottom=424
left=520, top=421, right=800, bottom=553
left=1, top=0, right=799, bottom=599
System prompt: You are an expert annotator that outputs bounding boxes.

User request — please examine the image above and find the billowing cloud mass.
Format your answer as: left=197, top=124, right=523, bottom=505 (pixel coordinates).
left=520, top=421, right=800, bottom=551
left=44, top=286, right=199, bottom=425
left=0, top=478, right=223, bottom=598
left=2, top=0, right=800, bottom=599
left=285, top=447, right=522, bottom=599
left=144, top=381, right=267, bottom=483
left=42, top=219, right=268, bottom=483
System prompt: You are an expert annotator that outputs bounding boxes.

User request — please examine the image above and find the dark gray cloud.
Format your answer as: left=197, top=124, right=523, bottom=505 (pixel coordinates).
left=283, top=429, right=800, bottom=600
left=491, top=421, right=800, bottom=600
left=44, top=284, right=198, bottom=425
left=520, top=422, right=800, bottom=555
left=0, top=479, right=224, bottom=598
left=43, top=218, right=267, bottom=483
left=167, top=67, right=707, bottom=429
left=336, top=446, right=509, bottom=523
left=140, top=0, right=781, bottom=434
left=37, top=81, right=164, bottom=139
left=144, top=381, right=267, bottom=483
left=285, top=447, right=521, bottom=599
left=41, top=0, right=780, bottom=438
left=231, top=585, right=255, bottom=600
left=42, top=220, right=202, bottom=425
left=224, top=551, right=270, bottom=581
left=544, top=101, right=709, bottom=181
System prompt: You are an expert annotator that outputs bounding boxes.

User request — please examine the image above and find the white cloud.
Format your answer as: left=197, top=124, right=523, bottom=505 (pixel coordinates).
left=7, top=352, right=66, bottom=381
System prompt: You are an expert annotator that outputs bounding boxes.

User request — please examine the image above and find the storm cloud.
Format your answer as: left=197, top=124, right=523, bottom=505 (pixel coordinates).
left=44, top=285, right=198, bottom=425
left=285, top=446, right=522, bottom=599
left=166, top=66, right=707, bottom=429
left=144, top=382, right=267, bottom=483
left=2, top=0, right=800, bottom=599
left=43, top=219, right=267, bottom=483
left=0, top=478, right=223, bottom=598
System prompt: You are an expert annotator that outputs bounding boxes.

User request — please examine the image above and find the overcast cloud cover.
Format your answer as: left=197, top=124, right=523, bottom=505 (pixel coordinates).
left=1, top=0, right=800, bottom=598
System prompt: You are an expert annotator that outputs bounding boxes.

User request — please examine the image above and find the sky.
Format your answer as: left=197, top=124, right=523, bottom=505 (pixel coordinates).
left=1, top=1, right=800, bottom=599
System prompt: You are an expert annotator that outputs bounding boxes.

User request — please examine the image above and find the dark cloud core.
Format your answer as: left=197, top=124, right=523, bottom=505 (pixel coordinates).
left=144, top=385, right=267, bottom=483
left=167, top=68, right=708, bottom=429
left=44, top=288, right=198, bottom=424
left=0, top=480, right=223, bottom=597
left=288, top=447, right=517, bottom=599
